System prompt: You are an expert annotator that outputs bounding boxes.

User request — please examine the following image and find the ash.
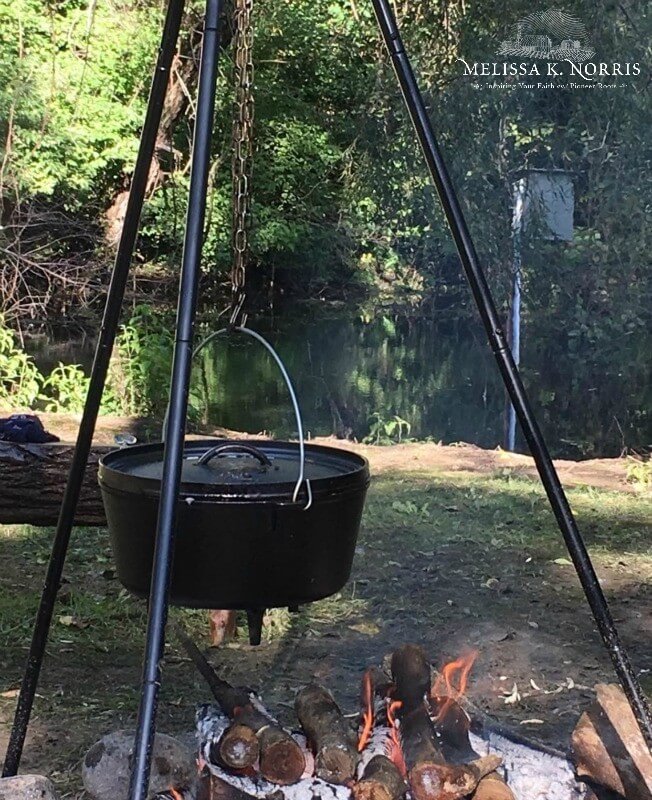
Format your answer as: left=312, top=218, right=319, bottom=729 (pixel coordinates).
left=469, top=730, right=586, bottom=800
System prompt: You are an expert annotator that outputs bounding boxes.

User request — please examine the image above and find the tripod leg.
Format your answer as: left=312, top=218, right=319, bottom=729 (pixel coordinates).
left=1, top=0, right=185, bottom=778
left=369, top=0, right=652, bottom=748
left=127, top=1, right=223, bottom=797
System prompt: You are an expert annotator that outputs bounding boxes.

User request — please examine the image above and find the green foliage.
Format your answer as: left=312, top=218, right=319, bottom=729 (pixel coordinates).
left=40, top=363, right=89, bottom=413
left=0, top=0, right=158, bottom=203
left=363, top=411, right=411, bottom=445
left=626, top=458, right=651, bottom=492
left=0, top=309, right=174, bottom=417
left=0, top=316, right=42, bottom=408
left=106, top=305, right=174, bottom=417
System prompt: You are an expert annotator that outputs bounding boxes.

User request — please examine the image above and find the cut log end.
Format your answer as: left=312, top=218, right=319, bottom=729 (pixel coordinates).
left=471, top=772, right=515, bottom=800
left=353, top=755, right=406, bottom=800
left=259, top=737, right=307, bottom=785
left=215, top=724, right=260, bottom=769
left=409, top=755, right=502, bottom=800
left=352, top=783, right=394, bottom=800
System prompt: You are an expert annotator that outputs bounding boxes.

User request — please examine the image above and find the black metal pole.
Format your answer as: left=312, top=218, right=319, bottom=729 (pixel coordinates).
left=127, top=1, right=222, bottom=797
left=369, top=0, right=652, bottom=749
left=2, top=0, right=185, bottom=778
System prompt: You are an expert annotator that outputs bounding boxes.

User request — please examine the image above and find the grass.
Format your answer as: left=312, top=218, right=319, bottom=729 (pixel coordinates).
left=0, top=464, right=650, bottom=797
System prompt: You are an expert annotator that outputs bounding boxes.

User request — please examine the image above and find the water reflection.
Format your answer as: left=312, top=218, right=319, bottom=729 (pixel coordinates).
left=189, top=309, right=649, bottom=459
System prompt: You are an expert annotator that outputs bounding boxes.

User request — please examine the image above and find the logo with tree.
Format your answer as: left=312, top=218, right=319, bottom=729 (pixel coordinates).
left=497, top=9, right=595, bottom=62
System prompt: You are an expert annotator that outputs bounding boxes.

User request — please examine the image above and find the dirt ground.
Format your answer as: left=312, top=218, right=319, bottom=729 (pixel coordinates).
left=0, top=417, right=650, bottom=797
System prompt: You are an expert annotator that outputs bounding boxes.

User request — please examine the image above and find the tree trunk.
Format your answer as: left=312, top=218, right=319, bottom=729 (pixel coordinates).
left=104, top=8, right=205, bottom=245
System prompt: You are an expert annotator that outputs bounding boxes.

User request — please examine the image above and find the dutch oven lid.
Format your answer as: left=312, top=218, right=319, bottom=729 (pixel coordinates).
left=99, top=439, right=369, bottom=499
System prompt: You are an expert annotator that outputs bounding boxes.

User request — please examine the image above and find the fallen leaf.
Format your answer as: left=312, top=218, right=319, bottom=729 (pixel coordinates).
left=58, top=615, right=89, bottom=629
left=520, top=718, right=544, bottom=725
left=503, top=683, right=521, bottom=705
left=348, top=622, right=380, bottom=636
left=552, top=557, right=573, bottom=566
left=1, top=689, right=19, bottom=698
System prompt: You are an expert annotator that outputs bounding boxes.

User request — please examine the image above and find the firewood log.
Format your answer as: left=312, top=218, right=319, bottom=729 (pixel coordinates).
left=202, top=771, right=259, bottom=800
left=177, top=626, right=304, bottom=783
left=391, top=645, right=432, bottom=713
left=471, top=772, right=516, bottom=800
left=399, top=706, right=501, bottom=800
left=571, top=683, right=652, bottom=800
left=353, top=755, right=407, bottom=800
left=432, top=697, right=513, bottom=800
left=212, top=722, right=260, bottom=770
left=365, top=665, right=394, bottom=701
left=295, top=683, right=360, bottom=784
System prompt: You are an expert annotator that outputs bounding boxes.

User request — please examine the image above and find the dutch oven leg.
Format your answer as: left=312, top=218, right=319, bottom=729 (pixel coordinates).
left=246, top=609, right=265, bottom=646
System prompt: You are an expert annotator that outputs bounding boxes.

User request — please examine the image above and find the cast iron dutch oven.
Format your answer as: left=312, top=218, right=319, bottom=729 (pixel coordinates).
left=98, top=438, right=369, bottom=609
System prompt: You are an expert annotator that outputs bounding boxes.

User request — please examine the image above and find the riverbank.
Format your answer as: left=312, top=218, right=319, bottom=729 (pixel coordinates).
left=35, top=411, right=645, bottom=494
left=0, top=414, right=650, bottom=797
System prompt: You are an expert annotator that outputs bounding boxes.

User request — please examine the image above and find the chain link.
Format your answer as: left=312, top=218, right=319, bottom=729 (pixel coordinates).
left=230, top=0, right=254, bottom=324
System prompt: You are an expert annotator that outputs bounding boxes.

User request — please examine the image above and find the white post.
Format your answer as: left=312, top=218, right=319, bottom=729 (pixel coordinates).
left=506, top=179, right=526, bottom=452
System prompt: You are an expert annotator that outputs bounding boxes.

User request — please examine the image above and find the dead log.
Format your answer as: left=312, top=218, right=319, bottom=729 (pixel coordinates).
left=399, top=706, right=501, bottom=800
left=391, top=645, right=431, bottom=712
left=0, top=442, right=110, bottom=525
left=571, top=683, right=652, bottom=800
left=295, top=683, right=360, bottom=784
left=353, top=755, right=407, bottom=800
left=178, top=627, right=305, bottom=783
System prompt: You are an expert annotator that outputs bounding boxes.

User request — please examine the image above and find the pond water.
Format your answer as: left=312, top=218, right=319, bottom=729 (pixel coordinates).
left=28, top=306, right=650, bottom=459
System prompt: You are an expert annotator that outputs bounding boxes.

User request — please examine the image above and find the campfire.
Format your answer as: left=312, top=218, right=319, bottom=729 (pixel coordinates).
left=171, top=636, right=592, bottom=800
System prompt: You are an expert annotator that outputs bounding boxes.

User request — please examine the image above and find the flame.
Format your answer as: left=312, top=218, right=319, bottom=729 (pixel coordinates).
left=385, top=699, right=407, bottom=777
left=169, top=790, right=184, bottom=800
left=357, top=669, right=375, bottom=752
left=431, top=650, right=478, bottom=721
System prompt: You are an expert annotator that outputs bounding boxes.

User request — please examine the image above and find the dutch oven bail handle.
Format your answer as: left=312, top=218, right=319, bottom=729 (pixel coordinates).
left=163, top=325, right=312, bottom=509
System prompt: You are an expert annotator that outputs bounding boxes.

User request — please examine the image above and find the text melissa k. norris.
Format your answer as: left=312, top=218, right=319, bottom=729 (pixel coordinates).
left=458, top=59, right=641, bottom=79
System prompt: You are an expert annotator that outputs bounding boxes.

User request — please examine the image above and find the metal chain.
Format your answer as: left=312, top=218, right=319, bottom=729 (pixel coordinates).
left=230, top=0, right=254, bottom=325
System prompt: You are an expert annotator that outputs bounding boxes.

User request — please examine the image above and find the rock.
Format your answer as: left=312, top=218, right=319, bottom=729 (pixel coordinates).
left=82, top=730, right=196, bottom=799
left=0, top=775, right=60, bottom=799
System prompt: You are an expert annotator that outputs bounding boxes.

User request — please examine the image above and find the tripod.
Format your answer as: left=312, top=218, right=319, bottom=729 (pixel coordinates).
left=4, top=1, right=652, bottom=797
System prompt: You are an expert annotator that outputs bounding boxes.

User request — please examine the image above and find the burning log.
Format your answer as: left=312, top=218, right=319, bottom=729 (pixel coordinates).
left=431, top=694, right=513, bottom=800
left=391, top=645, right=431, bottom=712
left=353, top=755, right=407, bottom=800
left=571, top=683, right=652, bottom=800
left=295, top=683, right=360, bottom=784
left=399, top=703, right=501, bottom=800
left=177, top=627, right=305, bottom=783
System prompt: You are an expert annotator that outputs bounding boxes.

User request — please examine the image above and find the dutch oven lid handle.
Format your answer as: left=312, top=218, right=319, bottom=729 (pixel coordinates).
left=163, top=325, right=312, bottom=510
left=197, top=442, right=272, bottom=467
